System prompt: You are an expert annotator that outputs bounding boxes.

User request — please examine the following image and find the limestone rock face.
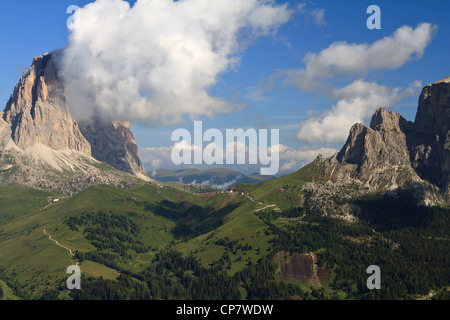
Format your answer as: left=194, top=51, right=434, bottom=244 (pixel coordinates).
left=78, top=119, right=148, bottom=179
left=412, top=78, right=450, bottom=192
left=337, top=109, right=412, bottom=181
left=1, top=53, right=148, bottom=178
left=2, top=53, right=92, bottom=155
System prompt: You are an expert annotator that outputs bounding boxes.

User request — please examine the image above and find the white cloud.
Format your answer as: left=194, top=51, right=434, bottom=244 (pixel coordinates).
left=283, top=23, right=437, bottom=91
left=296, top=80, right=422, bottom=143
left=296, top=3, right=307, bottom=12
left=150, top=159, right=163, bottom=169
left=139, top=139, right=337, bottom=175
left=243, top=86, right=267, bottom=105
left=296, top=3, right=326, bottom=27
left=310, top=8, right=326, bottom=26
left=280, top=159, right=297, bottom=172
left=57, top=0, right=292, bottom=125
left=196, top=178, right=241, bottom=190
left=139, top=145, right=173, bottom=170
left=277, top=144, right=337, bottom=173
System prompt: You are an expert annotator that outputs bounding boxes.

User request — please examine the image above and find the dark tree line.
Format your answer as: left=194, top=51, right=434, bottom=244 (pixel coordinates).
left=65, top=211, right=149, bottom=258
left=259, top=192, right=450, bottom=300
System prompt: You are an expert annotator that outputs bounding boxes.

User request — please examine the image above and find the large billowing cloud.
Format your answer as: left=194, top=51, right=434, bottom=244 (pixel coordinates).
left=57, top=0, right=292, bottom=125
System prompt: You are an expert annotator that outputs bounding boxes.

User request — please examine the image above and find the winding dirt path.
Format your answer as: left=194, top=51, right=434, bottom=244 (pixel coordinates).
left=244, top=194, right=281, bottom=212
left=43, top=229, right=79, bottom=265
left=255, top=204, right=281, bottom=212
left=0, top=280, right=7, bottom=300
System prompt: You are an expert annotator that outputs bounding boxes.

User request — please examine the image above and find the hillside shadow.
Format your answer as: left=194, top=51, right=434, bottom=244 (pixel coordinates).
left=143, top=199, right=185, bottom=221
left=144, top=200, right=240, bottom=240
left=173, top=203, right=240, bottom=239
left=352, top=188, right=448, bottom=232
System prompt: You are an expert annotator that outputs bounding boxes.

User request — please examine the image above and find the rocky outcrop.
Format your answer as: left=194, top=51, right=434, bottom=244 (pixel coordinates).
left=316, top=77, right=450, bottom=206
left=336, top=108, right=413, bottom=181
left=275, top=251, right=331, bottom=287
left=1, top=53, right=148, bottom=179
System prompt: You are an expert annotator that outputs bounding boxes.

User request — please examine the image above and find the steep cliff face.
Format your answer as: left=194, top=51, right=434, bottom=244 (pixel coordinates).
left=1, top=52, right=147, bottom=178
left=2, top=53, right=91, bottom=155
left=78, top=119, right=148, bottom=180
left=411, top=77, right=450, bottom=192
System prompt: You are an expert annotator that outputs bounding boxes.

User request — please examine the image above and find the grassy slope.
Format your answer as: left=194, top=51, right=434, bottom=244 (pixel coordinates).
left=0, top=279, right=20, bottom=300
left=0, top=182, right=277, bottom=298
left=0, top=186, right=67, bottom=299
left=177, top=194, right=273, bottom=274
left=0, top=184, right=167, bottom=298
left=0, top=162, right=344, bottom=299
left=0, top=160, right=348, bottom=299
left=2, top=162, right=446, bottom=300
left=0, top=186, right=57, bottom=224
left=234, top=161, right=330, bottom=210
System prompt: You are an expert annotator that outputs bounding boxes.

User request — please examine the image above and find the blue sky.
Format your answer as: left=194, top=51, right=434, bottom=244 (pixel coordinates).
left=1, top=1, right=449, bottom=175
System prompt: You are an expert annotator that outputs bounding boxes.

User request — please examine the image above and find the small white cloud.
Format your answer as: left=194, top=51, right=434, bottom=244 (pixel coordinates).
left=281, top=159, right=297, bottom=172
left=296, top=80, right=422, bottom=143
left=296, top=3, right=307, bottom=12
left=276, top=144, right=337, bottom=173
left=199, top=178, right=239, bottom=190
left=243, top=86, right=266, bottom=105
left=139, top=146, right=173, bottom=170
left=150, top=159, right=162, bottom=169
left=310, top=8, right=326, bottom=26
left=296, top=2, right=326, bottom=27
left=283, top=23, right=437, bottom=92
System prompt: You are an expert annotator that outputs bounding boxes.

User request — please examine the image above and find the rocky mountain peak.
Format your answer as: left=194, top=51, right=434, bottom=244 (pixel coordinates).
left=2, top=52, right=92, bottom=155
left=1, top=52, right=148, bottom=179
left=415, top=76, right=450, bottom=136
left=432, top=75, right=450, bottom=85
left=336, top=109, right=411, bottom=170
left=330, top=77, right=450, bottom=204
left=369, top=107, right=411, bottom=132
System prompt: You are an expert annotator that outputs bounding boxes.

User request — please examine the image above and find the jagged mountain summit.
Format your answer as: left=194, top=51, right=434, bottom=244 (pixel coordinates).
left=0, top=52, right=150, bottom=194
left=3, top=53, right=91, bottom=155
left=314, top=76, right=450, bottom=206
